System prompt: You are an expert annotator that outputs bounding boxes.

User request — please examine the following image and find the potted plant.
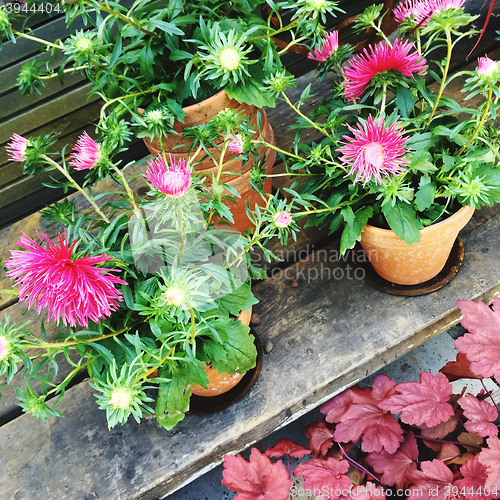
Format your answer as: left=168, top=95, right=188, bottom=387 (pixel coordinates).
left=0, top=0, right=343, bottom=231
left=221, top=297, right=500, bottom=498
left=252, top=1, right=500, bottom=285
left=0, top=107, right=304, bottom=430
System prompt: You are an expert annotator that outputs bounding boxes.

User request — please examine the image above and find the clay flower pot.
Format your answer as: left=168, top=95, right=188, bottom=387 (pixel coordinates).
left=359, top=205, right=474, bottom=285
left=190, top=307, right=253, bottom=397
left=141, top=90, right=276, bottom=232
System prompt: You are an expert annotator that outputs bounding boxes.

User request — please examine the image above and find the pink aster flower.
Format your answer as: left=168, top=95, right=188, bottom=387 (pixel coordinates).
left=0, top=336, right=10, bottom=361
left=394, top=0, right=466, bottom=26
left=69, top=131, right=102, bottom=171
left=307, top=31, right=339, bottom=62
left=225, top=134, right=244, bottom=154
left=6, top=231, right=126, bottom=328
left=273, top=211, right=293, bottom=228
left=6, top=134, right=30, bottom=163
left=144, top=154, right=192, bottom=197
left=478, top=55, right=499, bottom=78
left=338, top=115, right=410, bottom=186
left=342, top=39, right=426, bottom=101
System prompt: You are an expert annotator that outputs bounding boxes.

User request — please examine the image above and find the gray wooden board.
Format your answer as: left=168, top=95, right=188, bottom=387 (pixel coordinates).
left=0, top=209, right=499, bottom=499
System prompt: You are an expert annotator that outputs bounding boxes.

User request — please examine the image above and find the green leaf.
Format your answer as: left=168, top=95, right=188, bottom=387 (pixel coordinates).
left=407, top=133, right=438, bottom=151
left=382, top=200, right=423, bottom=245
left=341, top=206, right=354, bottom=226
left=139, top=42, right=154, bottom=80
left=213, top=283, right=258, bottom=317
left=121, top=285, right=134, bottom=309
left=340, top=206, right=373, bottom=255
left=155, top=367, right=191, bottom=430
left=415, top=181, right=437, bottom=211
left=395, top=87, right=416, bottom=119
left=209, top=319, right=256, bottom=375
left=225, top=80, right=275, bottom=108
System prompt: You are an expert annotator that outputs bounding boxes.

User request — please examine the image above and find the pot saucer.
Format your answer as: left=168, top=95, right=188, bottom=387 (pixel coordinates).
left=358, top=237, right=464, bottom=296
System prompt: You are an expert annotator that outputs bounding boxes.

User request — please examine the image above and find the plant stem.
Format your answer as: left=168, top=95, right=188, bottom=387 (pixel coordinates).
left=425, top=28, right=452, bottom=129
left=456, top=85, right=493, bottom=156
left=45, top=360, right=91, bottom=397
left=40, top=155, right=111, bottom=224
left=0, top=289, right=18, bottom=297
left=39, top=65, right=92, bottom=80
left=110, top=164, right=140, bottom=214
left=141, top=346, right=175, bottom=380
left=337, top=442, right=379, bottom=482
left=177, top=205, right=185, bottom=257
left=256, top=140, right=304, bottom=162
left=11, top=29, right=65, bottom=50
left=481, top=379, right=498, bottom=409
left=380, top=82, right=387, bottom=116
left=416, top=29, right=422, bottom=55
left=248, top=18, right=300, bottom=42
left=100, top=88, right=158, bottom=119
left=415, top=434, right=475, bottom=448
left=370, top=22, right=392, bottom=47
left=86, top=2, right=160, bottom=38
left=277, top=35, right=307, bottom=55
left=281, top=91, right=334, bottom=141
left=189, top=307, right=196, bottom=345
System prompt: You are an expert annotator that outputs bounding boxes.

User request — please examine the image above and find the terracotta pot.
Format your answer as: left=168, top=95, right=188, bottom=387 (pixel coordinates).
left=190, top=307, right=253, bottom=397
left=141, top=91, right=276, bottom=232
left=359, top=206, right=474, bottom=285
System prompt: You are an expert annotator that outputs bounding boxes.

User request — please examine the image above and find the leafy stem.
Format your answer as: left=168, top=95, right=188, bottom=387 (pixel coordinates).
left=248, top=18, right=300, bottom=42
left=189, top=307, right=196, bottom=345
left=11, top=28, right=65, bottom=50
left=110, top=164, right=140, bottom=214
left=456, top=85, right=493, bottom=156
left=337, top=442, right=379, bottom=482
left=40, top=155, right=111, bottom=224
left=281, top=91, right=334, bottom=141
left=425, top=27, right=452, bottom=128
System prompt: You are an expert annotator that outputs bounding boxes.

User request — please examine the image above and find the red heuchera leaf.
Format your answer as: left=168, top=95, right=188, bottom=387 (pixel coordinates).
left=420, top=414, right=460, bottom=440
left=321, top=375, right=404, bottom=454
left=440, top=353, right=483, bottom=382
left=350, top=481, right=386, bottom=500
left=264, top=438, right=311, bottom=459
left=458, top=395, right=499, bottom=439
left=454, top=298, right=500, bottom=381
left=380, top=372, right=454, bottom=427
left=455, top=457, right=493, bottom=500
left=221, top=448, right=292, bottom=500
left=294, top=457, right=352, bottom=500
left=478, top=437, right=500, bottom=491
left=406, top=459, right=457, bottom=500
left=305, top=420, right=336, bottom=458
left=365, top=431, right=418, bottom=489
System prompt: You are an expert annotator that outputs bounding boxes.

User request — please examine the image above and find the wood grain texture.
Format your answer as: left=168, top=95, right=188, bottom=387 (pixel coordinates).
left=0, top=209, right=498, bottom=499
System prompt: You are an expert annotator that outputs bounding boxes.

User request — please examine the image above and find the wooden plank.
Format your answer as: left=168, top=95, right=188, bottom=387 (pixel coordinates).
left=0, top=209, right=498, bottom=499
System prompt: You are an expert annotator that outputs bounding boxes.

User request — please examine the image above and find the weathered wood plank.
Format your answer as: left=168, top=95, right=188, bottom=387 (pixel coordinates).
left=0, top=209, right=499, bottom=499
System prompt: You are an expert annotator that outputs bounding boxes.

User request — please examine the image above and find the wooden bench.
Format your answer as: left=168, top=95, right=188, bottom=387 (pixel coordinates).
left=1, top=6, right=500, bottom=500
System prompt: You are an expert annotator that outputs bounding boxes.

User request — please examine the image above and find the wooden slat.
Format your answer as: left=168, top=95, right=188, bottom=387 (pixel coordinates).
left=0, top=209, right=498, bottom=499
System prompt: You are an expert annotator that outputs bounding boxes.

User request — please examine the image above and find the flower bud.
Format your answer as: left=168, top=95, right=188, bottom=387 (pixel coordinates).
left=164, top=287, right=185, bottom=306
left=478, top=56, right=499, bottom=79
left=110, top=387, right=133, bottom=410
left=0, top=336, right=11, bottom=362
left=273, top=212, right=293, bottom=228
left=219, top=48, right=241, bottom=72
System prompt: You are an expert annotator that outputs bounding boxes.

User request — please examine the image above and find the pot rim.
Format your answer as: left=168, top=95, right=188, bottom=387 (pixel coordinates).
left=181, top=89, right=228, bottom=113
left=363, top=205, right=474, bottom=236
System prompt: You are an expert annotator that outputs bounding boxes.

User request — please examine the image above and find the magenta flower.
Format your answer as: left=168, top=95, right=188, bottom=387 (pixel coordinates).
left=6, top=134, right=30, bottom=163
left=478, top=55, right=499, bottom=78
left=342, top=39, right=426, bottom=101
left=144, top=154, right=192, bottom=197
left=307, top=31, right=339, bottom=62
left=273, top=212, right=293, bottom=228
left=226, top=134, right=244, bottom=154
left=69, top=131, right=102, bottom=171
left=6, top=231, right=126, bottom=327
left=338, top=115, right=410, bottom=186
left=394, top=0, right=466, bottom=26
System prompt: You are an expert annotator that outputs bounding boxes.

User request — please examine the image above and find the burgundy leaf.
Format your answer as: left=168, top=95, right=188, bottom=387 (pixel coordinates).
left=440, top=353, right=484, bottom=382
left=365, top=431, right=418, bottom=489
left=221, top=448, right=292, bottom=500
left=294, top=457, right=352, bottom=500
left=322, top=375, right=404, bottom=454
left=380, top=372, right=454, bottom=427
left=265, top=438, right=311, bottom=458
left=420, top=414, right=460, bottom=440
left=458, top=395, right=498, bottom=439
left=305, top=420, right=337, bottom=458
left=454, top=298, right=500, bottom=381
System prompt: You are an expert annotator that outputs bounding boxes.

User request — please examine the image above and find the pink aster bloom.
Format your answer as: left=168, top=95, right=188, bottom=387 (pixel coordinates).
left=394, top=0, right=466, bottom=26
left=273, top=211, right=293, bottom=228
left=144, top=154, right=192, bottom=197
left=69, top=131, right=102, bottom=171
left=338, top=115, right=410, bottom=186
left=478, top=55, right=498, bottom=78
left=342, top=39, right=426, bottom=101
left=6, top=134, right=30, bottom=163
left=225, top=134, right=244, bottom=154
left=6, top=231, right=126, bottom=328
left=307, top=31, right=339, bottom=62
left=0, top=336, right=9, bottom=361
